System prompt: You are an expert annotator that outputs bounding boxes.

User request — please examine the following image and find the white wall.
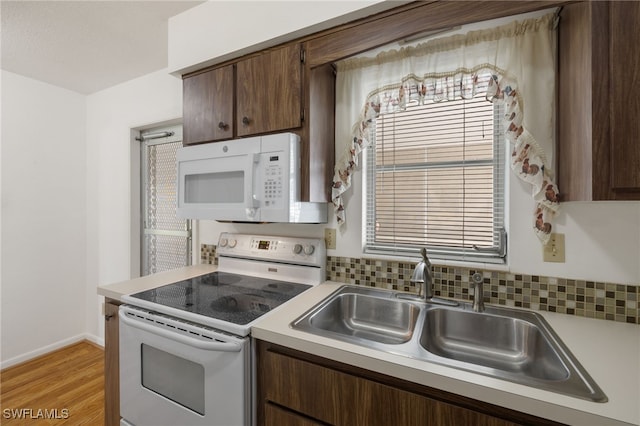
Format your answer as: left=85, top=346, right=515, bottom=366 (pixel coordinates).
left=85, top=1, right=407, bottom=342
left=197, top=173, right=640, bottom=286
left=85, top=69, right=182, bottom=340
left=178, top=8, right=640, bottom=285
left=3, top=2, right=638, bottom=367
left=172, top=3, right=637, bottom=286
left=310, top=164, right=640, bottom=286
left=0, top=64, right=184, bottom=362
left=168, top=0, right=398, bottom=75
left=508, top=181, right=640, bottom=285
left=1, top=71, right=88, bottom=368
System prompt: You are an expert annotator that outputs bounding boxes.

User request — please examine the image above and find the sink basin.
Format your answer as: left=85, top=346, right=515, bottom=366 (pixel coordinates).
left=291, top=285, right=608, bottom=402
left=293, top=289, right=419, bottom=345
left=420, top=308, right=568, bottom=381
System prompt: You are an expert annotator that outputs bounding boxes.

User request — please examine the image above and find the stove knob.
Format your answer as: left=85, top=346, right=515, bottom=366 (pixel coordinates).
left=293, top=244, right=303, bottom=254
left=219, top=238, right=228, bottom=247
left=304, top=245, right=315, bottom=255
left=228, top=239, right=237, bottom=248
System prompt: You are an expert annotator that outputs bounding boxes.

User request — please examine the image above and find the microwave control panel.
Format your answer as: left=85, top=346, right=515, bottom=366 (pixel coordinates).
left=263, top=163, right=283, bottom=206
left=261, top=155, right=286, bottom=209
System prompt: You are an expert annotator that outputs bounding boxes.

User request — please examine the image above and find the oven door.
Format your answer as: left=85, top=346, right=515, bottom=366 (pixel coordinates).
left=119, top=305, right=250, bottom=426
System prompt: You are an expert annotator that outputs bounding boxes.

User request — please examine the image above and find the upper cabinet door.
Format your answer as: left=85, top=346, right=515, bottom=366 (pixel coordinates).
left=183, top=65, right=234, bottom=145
left=558, top=1, right=640, bottom=200
left=236, top=43, right=303, bottom=137
left=609, top=1, right=640, bottom=193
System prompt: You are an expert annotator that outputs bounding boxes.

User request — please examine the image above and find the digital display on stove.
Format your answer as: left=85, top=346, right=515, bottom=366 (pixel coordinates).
left=257, top=240, right=270, bottom=250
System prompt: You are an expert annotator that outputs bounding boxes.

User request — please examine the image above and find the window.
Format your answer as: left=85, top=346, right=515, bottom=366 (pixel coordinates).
left=365, top=75, right=506, bottom=262
left=141, top=126, right=192, bottom=275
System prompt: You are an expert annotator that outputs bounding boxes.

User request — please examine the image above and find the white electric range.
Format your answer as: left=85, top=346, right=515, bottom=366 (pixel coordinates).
left=118, top=232, right=326, bottom=426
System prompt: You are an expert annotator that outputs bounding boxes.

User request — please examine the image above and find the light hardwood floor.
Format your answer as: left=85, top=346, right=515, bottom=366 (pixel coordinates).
left=1, top=341, right=104, bottom=425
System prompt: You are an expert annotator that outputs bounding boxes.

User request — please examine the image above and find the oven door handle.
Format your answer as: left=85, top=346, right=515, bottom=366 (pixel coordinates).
left=119, top=310, right=243, bottom=352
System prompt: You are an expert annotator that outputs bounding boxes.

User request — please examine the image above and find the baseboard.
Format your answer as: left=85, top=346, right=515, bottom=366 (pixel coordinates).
left=85, top=333, right=105, bottom=348
left=0, top=333, right=103, bottom=370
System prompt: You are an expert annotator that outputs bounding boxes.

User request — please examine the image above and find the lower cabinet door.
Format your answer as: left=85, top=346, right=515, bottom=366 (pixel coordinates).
left=104, top=300, right=121, bottom=426
left=258, top=341, right=525, bottom=426
left=265, top=403, right=326, bottom=426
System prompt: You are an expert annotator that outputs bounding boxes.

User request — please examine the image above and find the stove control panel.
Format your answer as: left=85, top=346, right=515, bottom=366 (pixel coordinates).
left=217, top=232, right=326, bottom=267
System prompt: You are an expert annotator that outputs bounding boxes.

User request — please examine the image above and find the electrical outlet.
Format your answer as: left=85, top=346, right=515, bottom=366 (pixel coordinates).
left=543, top=233, right=565, bottom=263
left=324, top=228, right=336, bottom=250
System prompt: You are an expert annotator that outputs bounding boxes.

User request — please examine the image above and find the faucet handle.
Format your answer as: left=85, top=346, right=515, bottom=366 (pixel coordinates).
left=420, top=247, right=431, bottom=268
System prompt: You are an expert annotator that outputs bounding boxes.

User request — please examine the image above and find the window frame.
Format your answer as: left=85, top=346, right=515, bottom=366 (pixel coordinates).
left=364, top=94, right=507, bottom=264
left=140, top=127, right=193, bottom=276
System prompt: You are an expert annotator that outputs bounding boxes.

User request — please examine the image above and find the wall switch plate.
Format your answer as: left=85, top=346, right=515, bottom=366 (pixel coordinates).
left=324, top=228, right=337, bottom=250
left=543, top=233, right=565, bottom=263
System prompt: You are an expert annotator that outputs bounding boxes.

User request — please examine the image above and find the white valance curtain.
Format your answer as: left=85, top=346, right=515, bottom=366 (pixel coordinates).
left=332, top=12, right=560, bottom=244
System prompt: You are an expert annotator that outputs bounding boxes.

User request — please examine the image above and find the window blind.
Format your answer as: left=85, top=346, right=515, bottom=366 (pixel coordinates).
left=365, top=77, right=506, bottom=262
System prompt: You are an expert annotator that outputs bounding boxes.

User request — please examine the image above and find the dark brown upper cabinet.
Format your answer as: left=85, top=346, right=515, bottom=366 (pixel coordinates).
left=236, top=43, right=303, bottom=137
left=558, top=1, right=640, bottom=201
left=183, top=44, right=304, bottom=145
left=181, top=42, right=334, bottom=202
left=182, top=1, right=578, bottom=201
left=183, top=64, right=234, bottom=145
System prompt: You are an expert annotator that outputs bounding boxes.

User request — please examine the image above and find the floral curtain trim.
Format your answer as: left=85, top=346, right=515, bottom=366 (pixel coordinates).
left=331, top=69, right=560, bottom=244
left=485, top=74, right=559, bottom=244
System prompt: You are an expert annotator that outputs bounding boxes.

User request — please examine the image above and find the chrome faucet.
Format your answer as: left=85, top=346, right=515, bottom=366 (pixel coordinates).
left=410, top=247, right=434, bottom=300
left=471, top=272, right=485, bottom=312
left=402, top=248, right=458, bottom=306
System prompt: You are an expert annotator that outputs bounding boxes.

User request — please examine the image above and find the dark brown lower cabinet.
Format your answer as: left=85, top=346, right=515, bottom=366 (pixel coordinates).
left=256, top=340, right=563, bottom=426
left=265, top=403, right=326, bottom=426
left=104, top=298, right=121, bottom=426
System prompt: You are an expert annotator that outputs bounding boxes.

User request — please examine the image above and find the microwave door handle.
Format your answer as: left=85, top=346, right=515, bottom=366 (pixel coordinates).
left=246, top=153, right=259, bottom=210
left=119, top=310, right=242, bottom=352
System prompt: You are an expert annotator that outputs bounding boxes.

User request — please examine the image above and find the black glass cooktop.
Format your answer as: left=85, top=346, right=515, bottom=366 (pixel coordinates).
left=129, top=271, right=311, bottom=326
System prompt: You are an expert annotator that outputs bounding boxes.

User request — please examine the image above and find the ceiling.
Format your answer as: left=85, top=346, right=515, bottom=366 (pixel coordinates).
left=1, top=0, right=205, bottom=94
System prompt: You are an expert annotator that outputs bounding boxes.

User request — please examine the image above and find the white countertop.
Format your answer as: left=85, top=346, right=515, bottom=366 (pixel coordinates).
left=252, top=282, right=640, bottom=426
left=98, top=268, right=639, bottom=425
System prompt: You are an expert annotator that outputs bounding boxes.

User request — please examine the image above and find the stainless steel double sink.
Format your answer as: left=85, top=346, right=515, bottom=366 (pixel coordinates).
left=291, top=285, right=607, bottom=402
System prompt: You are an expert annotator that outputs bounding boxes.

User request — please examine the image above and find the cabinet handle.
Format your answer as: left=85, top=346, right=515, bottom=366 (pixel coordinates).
left=218, top=121, right=228, bottom=130
left=105, top=314, right=114, bottom=321
left=242, top=116, right=250, bottom=126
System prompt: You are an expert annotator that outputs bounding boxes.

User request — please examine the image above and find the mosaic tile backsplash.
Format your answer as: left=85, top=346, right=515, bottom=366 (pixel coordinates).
left=201, top=244, right=218, bottom=266
left=201, top=244, right=639, bottom=325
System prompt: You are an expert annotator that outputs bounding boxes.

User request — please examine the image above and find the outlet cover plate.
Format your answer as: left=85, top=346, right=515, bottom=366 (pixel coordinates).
left=543, top=233, right=565, bottom=263
left=324, top=228, right=336, bottom=250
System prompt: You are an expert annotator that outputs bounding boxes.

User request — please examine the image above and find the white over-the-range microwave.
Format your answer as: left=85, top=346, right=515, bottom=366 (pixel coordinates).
left=176, top=132, right=327, bottom=223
